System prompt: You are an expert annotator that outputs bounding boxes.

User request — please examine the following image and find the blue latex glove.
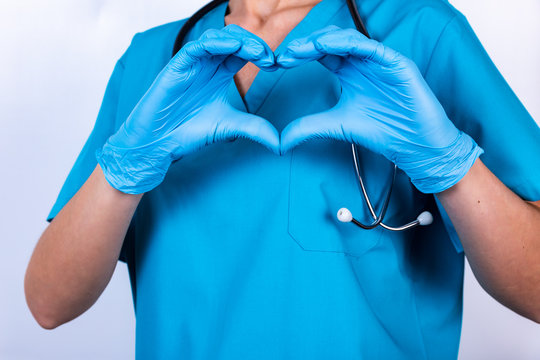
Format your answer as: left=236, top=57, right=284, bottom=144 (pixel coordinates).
left=97, top=25, right=280, bottom=194
left=278, top=26, right=483, bottom=194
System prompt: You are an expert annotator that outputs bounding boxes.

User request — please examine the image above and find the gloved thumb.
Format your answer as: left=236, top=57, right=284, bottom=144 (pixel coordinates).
left=218, top=110, right=280, bottom=155
left=280, top=110, right=344, bottom=155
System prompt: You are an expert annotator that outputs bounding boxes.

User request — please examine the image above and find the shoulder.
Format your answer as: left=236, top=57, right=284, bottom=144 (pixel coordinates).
left=368, top=0, right=472, bottom=72
left=392, top=0, right=460, bottom=23
left=396, top=0, right=475, bottom=44
left=373, top=0, right=466, bottom=38
left=135, top=19, right=188, bottom=44
left=113, top=19, right=189, bottom=124
left=399, top=0, right=472, bottom=58
left=120, top=19, right=188, bottom=65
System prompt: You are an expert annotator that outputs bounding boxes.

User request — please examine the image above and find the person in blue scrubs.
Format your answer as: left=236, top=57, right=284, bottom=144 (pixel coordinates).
left=25, top=0, right=540, bottom=359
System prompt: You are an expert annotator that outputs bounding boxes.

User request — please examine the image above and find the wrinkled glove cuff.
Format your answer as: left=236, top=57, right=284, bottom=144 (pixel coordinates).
left=96, top=141, right=173, bottom=194
left=403, top=132, right=484, bottom=194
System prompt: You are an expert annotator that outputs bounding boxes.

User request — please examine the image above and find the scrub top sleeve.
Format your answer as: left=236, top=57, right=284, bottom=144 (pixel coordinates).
left=423, top=13, right=540, bottom=253
left=46, top=46, right=131, bottom=261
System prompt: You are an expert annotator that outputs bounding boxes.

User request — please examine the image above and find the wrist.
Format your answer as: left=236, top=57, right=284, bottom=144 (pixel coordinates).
left=96, top=140, right=172, bottom=194
left=92, top=164, right=144, bottom=206
left=401, top=131, right=484, bottom=194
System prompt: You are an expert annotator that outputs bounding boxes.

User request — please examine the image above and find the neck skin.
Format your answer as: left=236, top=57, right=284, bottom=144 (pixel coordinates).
left=227, top=0, right=323, bottom=29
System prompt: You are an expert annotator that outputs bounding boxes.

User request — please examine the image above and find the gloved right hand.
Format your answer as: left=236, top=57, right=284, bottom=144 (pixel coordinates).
left=96, top=25, right=280, bottom=194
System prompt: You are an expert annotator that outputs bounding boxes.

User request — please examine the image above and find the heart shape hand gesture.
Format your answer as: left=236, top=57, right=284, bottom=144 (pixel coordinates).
left=98, top=24, right=482, bottom=195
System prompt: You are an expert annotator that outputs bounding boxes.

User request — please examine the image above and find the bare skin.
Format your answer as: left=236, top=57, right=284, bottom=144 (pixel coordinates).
left=25, top=165, right=142, bottom=329
left=437, top=160, right=540, bottom=321
left=25, top=0, right=540, bottom=330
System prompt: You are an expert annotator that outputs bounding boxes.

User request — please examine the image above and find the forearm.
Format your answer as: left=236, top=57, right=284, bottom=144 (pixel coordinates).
left=25, top=164, right=142, bottom=329
left=437, top=158, right=540, bottom=321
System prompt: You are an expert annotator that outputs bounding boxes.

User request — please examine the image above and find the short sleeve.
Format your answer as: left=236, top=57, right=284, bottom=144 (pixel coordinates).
left=423, top=14, right=540, bottom=252
left=46, top=49, right=131, bottom=261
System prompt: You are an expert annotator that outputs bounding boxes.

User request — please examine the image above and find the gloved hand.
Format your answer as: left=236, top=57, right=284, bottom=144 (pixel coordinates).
left=277, top=26, right=483, bottom=194
left=97, top=25, right=280, bottom=194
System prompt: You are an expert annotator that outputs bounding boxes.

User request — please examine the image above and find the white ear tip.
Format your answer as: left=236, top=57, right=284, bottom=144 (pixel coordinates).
left=417, top=211, right=433, bottom=226
left=337, top=208, right=353, bottom=223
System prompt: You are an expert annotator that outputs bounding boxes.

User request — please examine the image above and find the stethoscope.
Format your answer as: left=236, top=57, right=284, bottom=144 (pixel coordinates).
left=173, top=0, right=434, bottom=231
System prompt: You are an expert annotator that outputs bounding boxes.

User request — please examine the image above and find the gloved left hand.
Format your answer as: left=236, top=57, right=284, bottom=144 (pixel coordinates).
left=277, top=26, right=483, bottom=194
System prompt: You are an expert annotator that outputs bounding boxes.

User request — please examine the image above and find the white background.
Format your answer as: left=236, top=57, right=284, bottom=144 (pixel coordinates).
left=0, top=0, right=539, bottom=359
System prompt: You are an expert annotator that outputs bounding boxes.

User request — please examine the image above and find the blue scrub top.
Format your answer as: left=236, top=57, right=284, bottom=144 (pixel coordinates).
left=48, top=0, right=540, bottom=358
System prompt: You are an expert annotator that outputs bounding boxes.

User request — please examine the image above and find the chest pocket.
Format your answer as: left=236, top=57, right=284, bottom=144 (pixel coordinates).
left=288, top=140, right=387, bottom=257
left=256, top=62, right=425, bottom=256
left=287, top=136, right=430, bottom=257
left=288, top=126, right=433, bottom=256
left=269, top=64, right=387, bottom=256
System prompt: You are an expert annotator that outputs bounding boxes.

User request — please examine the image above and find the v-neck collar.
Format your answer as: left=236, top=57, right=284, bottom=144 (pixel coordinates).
left=204, top=0, right=347, bottom=114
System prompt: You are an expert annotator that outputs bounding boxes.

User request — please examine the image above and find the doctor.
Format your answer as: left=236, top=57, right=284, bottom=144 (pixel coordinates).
left=25, top=0, right=540, bottom=358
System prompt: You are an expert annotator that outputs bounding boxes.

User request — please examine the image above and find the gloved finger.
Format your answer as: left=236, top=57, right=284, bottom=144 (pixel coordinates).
left=222, top=25, right=276, bottom=72
left=276, top=39, right=322, bottom=68
left=198, top=26, right=275, bottom=73
left=276, top=25, right=342, bottom=68
left=314, top=29, right=402, bottom=67
left=279, top=42, right=344, bottom=72
left=217, top=111, right=280, bottom=155
left=280, top=111, right=347, bottom=155
left=174, top=32, right=242, bottom=68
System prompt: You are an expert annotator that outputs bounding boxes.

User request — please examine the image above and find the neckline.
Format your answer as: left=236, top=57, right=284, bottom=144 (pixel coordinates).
left=217, top=0, right=345, bottom=112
